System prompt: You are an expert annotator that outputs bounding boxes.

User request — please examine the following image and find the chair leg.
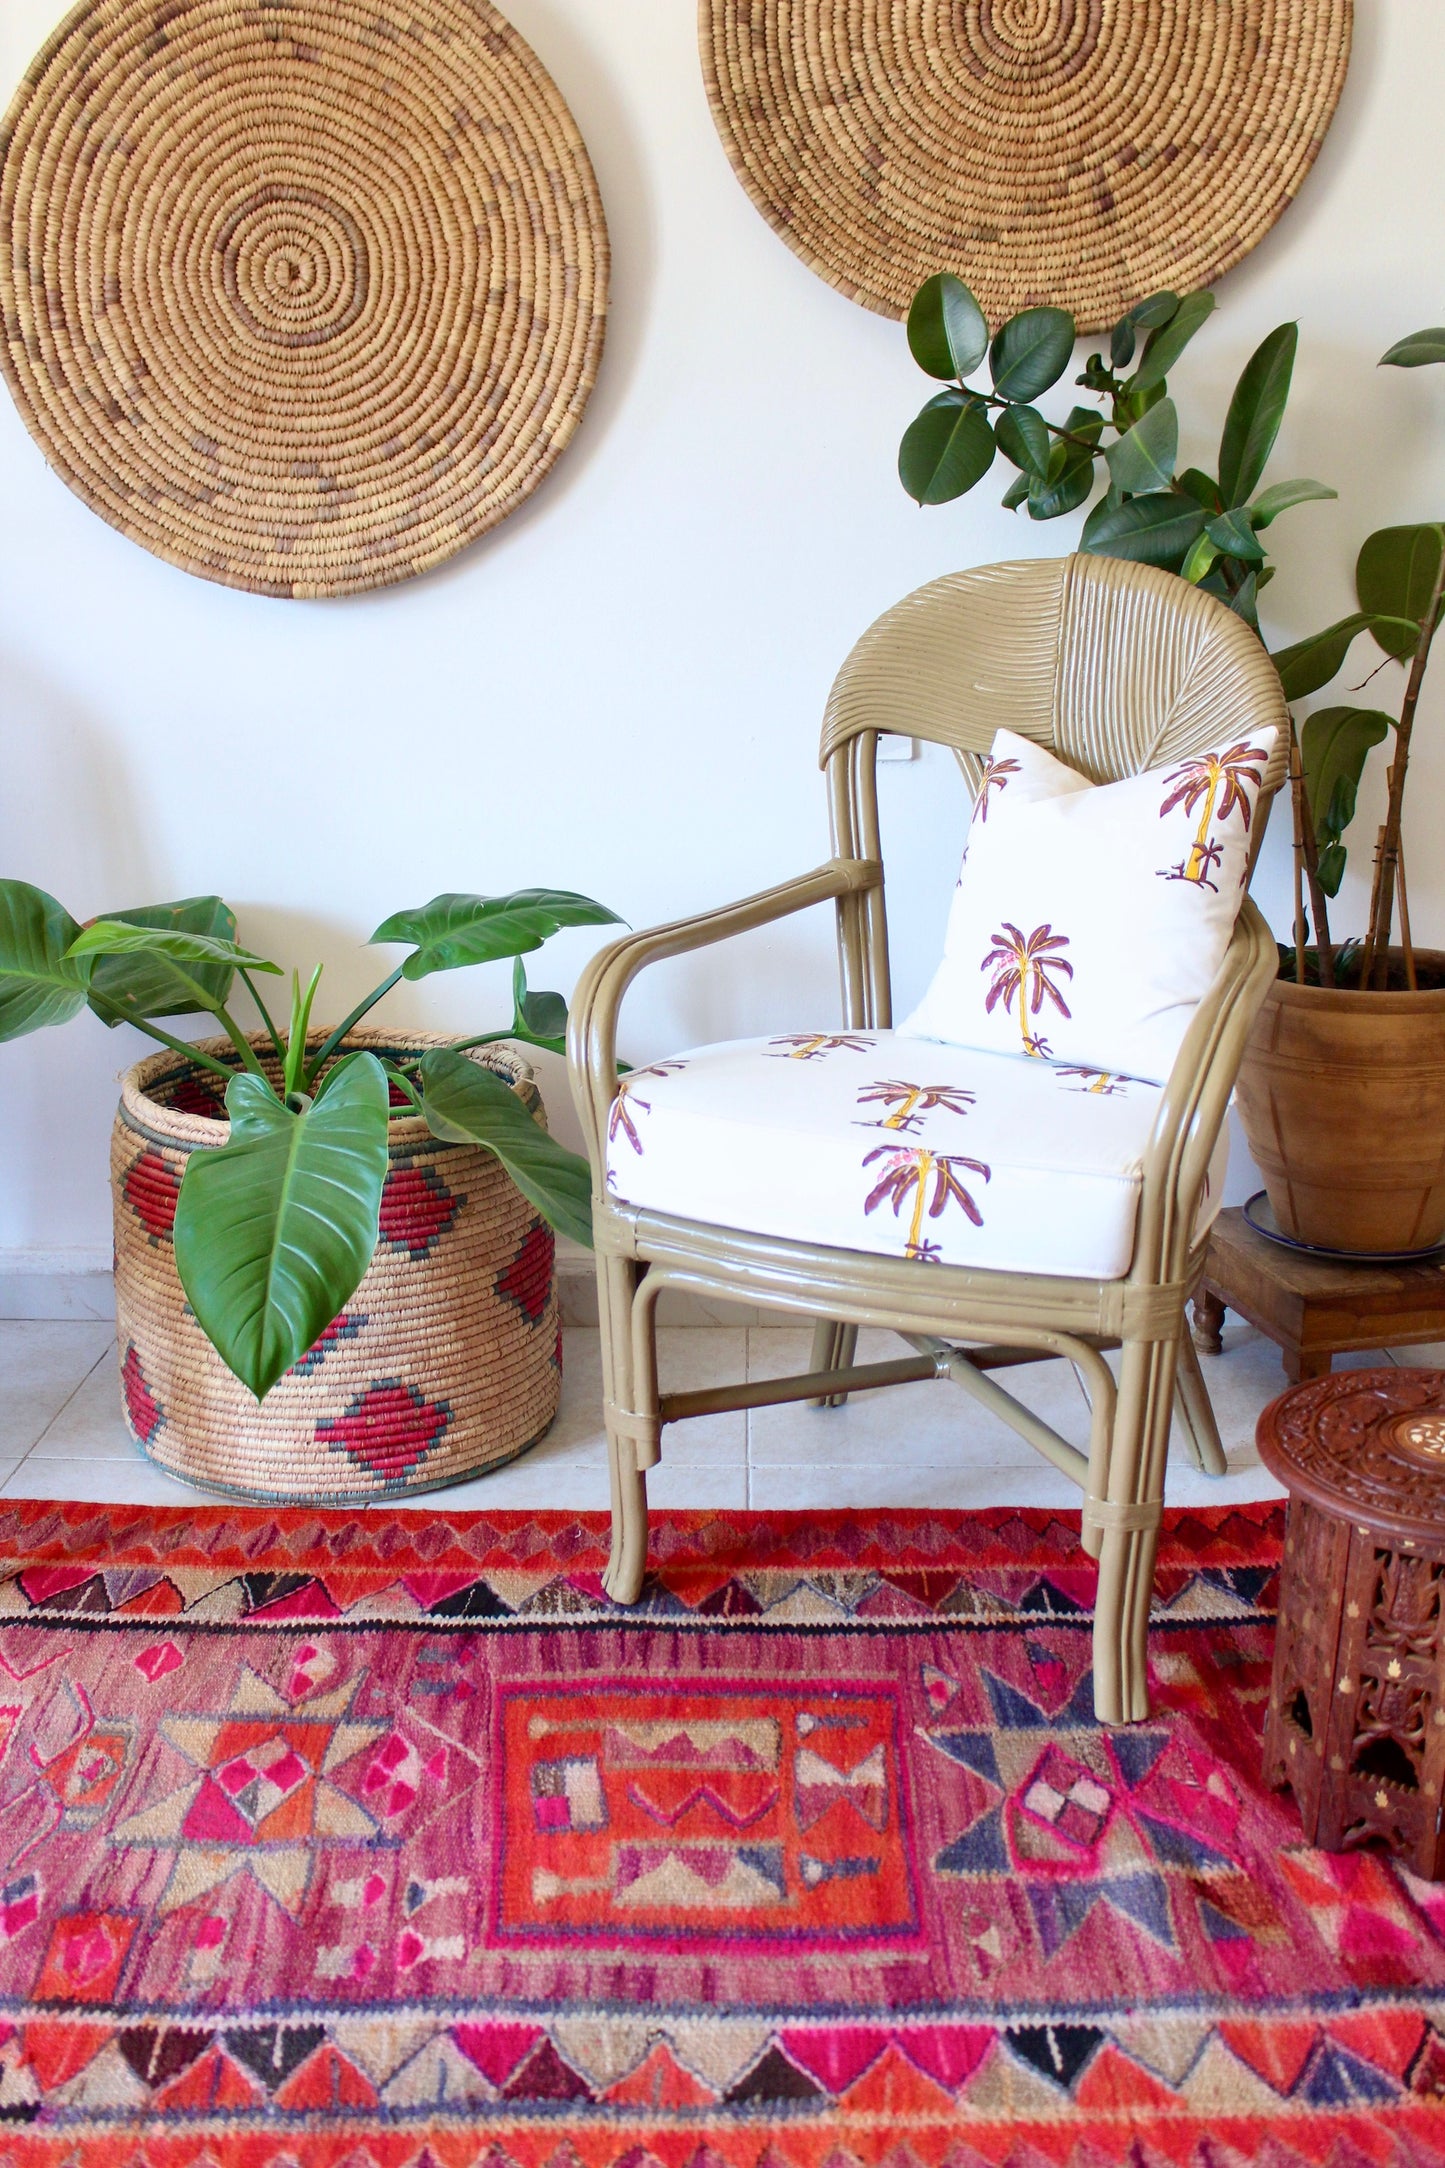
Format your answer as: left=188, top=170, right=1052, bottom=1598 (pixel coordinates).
left=1089, top=1336, right=1179, bottom=1725
left=597, top=1256, right=651, bottom=1604
left=1174, top=1332, right=1228, bottom=1476
left=809, top=1320, right=859, bottom=1407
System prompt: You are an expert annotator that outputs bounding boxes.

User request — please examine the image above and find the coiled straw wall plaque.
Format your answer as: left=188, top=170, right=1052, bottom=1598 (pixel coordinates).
left=0, top=0, right=608, bottom=596
left=701, top=0, right=1351, bottom=329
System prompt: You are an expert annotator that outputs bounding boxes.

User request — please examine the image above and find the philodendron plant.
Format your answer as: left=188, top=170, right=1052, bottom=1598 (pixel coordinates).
left=1270, top=329, right=1445, bottom=991
left=0, top=881, right=619, bottom=1399
left=898, top=274, right=1335, bottom=629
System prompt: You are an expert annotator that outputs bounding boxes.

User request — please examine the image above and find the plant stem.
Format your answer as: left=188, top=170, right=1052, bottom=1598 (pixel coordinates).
left=239, top=968, right=286, bottom=1063
left=1360, top=551, right=1445, bottom=991
left=211, top=1006, right=268, bottom=1077
left=117, top=1016, right=241, bottom=1083
left=303, top=965, right=406, bottom=1088
left=1288, top=719, right=1336, bottom=987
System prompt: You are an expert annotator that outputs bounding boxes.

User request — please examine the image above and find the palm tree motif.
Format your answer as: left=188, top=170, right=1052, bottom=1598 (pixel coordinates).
left=855, top=1080, right=977, bottom=1133
left=608, top=1062, right=687, bottom=1155
left=1158, top=741, right=1269, bottom=890
left=767, top=1033, right=872, bottom=1061
left=863, top=1145, right=990, bottom=1261
left=982, top=922, right=1073, bottom=1058
left=958, top=754, right=1023, bottom=880
left=1057, top=1065, right=1133, bottom=1097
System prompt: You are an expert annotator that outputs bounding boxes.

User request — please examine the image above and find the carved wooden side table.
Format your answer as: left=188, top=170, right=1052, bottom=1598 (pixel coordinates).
left=1259, top=1367, right=1445, bottom=1880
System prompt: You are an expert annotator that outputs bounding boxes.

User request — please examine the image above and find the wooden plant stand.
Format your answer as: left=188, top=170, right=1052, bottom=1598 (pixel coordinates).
left=1193, top=1206, right=1445, bottom=1383
left=1258, top=1367, right=1445, bottom=1880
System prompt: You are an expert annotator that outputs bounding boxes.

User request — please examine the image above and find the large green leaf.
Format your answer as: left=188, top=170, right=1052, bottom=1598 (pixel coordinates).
left=174, top=1056, right=390, bottom=1400
left=1272, top=613, right=1373, bottom=701
left=1356, top=524, right=1445, bottom=659
left=1175, top=466, right=1225, bottom=513
left=989, top=307, right=1075, bottom=402
left=511, top=957, right=568, bottom=1051
left=907, top=273, right=988, bottom=381
left=68, top=921, right=278, bottom=973
left=1300, top=705, right=1392, bottom=896
left=85, top=896, right=238, bottom=1027
left=1134, top=291, right=1215, bottom=390
left=1109, top=290, right=1178, bottom=370
left=419, top=1047, right=593, bottom=1249
left=1205, top=507, right=1266, bottom=566
left=1022, top=407, right=1101, bottom=519
left=372, top=889, right=622, bottom=981
left=994, top=403, right=1050, bottom=478
left=0, top=880, right=87, bottom=1041
left=1381, top=328, right=1445, bottom=368
left=898, top=391, right=995, bottom=504
left=1079, top=491, right=1206, bottom=569
left=1248, top=477, right=1336, bottom=529
left=1105, top=397, right=1178, bottom=494
left=1218, top=323, right=1297, bottom=507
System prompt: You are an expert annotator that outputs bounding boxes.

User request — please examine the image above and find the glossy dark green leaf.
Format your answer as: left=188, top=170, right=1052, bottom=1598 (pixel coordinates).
left=512, top=956, right=568, bottom=1050
left=994, top=404, right=1050, bottom=478
left=1218, top=323, right=1297, bottom=508
left=1110, top=290, right=1178, bottom=370
left=0, top=880, right=87, bottom=1041
left=174, top=1055, right=389, bottom=1400
left=419, top=1048, right=593, bottom=1249
left=372, top=889, right=622, bottom=981
left=898, top=391, right=995, bottom=504
left=85, top=896, right=238, bottom=1027
left=1380, top=328, right=1445, bottom=368
left=1248, top=478, right=1336, bottom=529
left=1000, top=469, right=1031, bottom=511
left=907, top=273, right=989, bottom=381
left=1180, top=531, right=1221, bottom=584
left=1105, top=396, right=1178, bottom=494
left=1205, top=508, right=1266, bottom=565
left=989, top=307, right=1075, bottom=402
left=1356, top=524, right=1445, bottom=659
left=1134, top=290, right=1215, bottom=390
left=1024, top=419, right=1099, bottom=520
left=1078, top=491, right=1206, bottom=569
left=68, top=921, right=278, bottom=974
left=1300, top=705, right=1392, bottom=895
left=1175, top=467, right=1225, bottom=513
left=1271, top=614, right=1377, bottom=701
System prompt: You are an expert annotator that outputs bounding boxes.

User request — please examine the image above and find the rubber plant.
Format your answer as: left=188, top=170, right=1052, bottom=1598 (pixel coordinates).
left=1270, top=329, right=1445, bottom=990
left=897, top=274, right=1335, bottom=630
left=0, top=884, right=618, bottom=1398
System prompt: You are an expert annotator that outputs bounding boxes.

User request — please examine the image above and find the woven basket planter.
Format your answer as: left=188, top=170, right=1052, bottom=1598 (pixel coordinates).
left=110, top=1031, right=561, bottom=1503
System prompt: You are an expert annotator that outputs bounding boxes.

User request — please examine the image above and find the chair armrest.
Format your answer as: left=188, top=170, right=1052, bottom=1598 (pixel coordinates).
left=566, top=857, right=882, bottom=1165
left=1134, top=896, right=1279, bottom=1282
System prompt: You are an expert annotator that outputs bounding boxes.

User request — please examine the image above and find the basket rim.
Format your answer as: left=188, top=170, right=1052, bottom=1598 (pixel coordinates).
left=119, top=1028, right=536, bottom=1152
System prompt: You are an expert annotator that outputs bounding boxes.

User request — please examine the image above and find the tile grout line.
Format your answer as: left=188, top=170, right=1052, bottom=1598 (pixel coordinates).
left=3, top=1337, right=117, bottom=1491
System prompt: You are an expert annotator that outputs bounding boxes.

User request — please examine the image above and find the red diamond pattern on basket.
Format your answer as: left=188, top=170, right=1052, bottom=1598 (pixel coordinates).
left=290, top=1313, right=364, bottom=1378
left=377, top=1166, right=461, bottom=1257
left=166, top=1076, right=229, bottom=1121
left=121, top=1346, right=163, bottom=1444
left=124, top=1151, right=180, bottom=1242
left=315, top=1382, right=450, bottom=1481
left=496, top=1221, right=555, bottom=1323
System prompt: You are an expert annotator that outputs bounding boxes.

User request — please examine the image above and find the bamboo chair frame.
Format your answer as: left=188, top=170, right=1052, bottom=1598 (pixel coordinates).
left=567, top=556, right=1289, bottom=1722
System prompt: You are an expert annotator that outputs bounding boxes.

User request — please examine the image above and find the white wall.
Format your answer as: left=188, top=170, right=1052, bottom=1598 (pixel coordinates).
left=3, top=0, right=1444, bottom=1260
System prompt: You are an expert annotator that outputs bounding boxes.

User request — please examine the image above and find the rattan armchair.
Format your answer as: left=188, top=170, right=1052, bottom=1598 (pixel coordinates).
left=567, top=555, right=1289, bottom=1722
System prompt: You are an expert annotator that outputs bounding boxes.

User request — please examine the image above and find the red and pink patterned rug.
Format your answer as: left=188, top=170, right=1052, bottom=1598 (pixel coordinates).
left=0, top=1499, right=1439, bottom=2165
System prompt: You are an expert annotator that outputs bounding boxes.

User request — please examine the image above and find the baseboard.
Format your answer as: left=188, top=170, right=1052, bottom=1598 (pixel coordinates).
left=0, top=1249, right=116, bottom=1321
left=0, top=1244, right=775, bottom=1330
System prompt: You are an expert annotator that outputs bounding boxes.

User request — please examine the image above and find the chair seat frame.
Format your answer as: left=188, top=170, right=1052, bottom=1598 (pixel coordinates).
left=566, top=558, right=1288, bottom=1723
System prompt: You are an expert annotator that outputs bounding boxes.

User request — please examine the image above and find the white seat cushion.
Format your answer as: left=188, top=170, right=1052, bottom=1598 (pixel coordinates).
left=605, top=1031, right=1227, bottom=1281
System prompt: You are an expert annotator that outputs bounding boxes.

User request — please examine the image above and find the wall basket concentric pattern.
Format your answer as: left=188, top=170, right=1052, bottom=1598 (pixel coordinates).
left=0, top=0, right=609, bottom=596
left=701, top=0, right=1352, bottom=328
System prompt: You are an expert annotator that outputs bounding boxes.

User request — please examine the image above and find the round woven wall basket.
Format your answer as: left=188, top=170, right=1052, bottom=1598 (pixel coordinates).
left=0, top=0, right=608, bottom=596
left=701, top=0, right=1352, bottom=329
left=111, top=1033, right=561, bottom=1503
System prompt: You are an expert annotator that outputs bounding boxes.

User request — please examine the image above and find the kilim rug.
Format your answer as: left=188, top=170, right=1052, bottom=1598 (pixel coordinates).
left=0, top=1499, right=1440, bottom=2167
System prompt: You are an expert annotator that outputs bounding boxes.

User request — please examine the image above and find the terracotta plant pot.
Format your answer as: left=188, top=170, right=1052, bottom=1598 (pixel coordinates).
left=1234, top=952, right=1445, bottom=1255
left=111, top=1029, right=561, bottom=1502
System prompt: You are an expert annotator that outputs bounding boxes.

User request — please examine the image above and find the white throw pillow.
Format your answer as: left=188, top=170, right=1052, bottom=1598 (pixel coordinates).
left=902, top=724, right=1277, bottom=1084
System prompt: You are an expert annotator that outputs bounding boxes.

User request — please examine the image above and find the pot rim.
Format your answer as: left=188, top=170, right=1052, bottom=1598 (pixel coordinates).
left=1270, top=947, right=1445, bottom=1013
left=119, top=1027, right=535, bottom=1152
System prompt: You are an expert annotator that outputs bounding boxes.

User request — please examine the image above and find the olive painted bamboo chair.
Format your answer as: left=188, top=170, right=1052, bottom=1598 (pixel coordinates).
left=567, top=555, right=1288, bottom=1722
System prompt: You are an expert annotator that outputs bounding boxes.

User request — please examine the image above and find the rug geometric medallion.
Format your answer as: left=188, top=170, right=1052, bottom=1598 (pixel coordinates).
left=0, top=1499, right=1440, bottom=2164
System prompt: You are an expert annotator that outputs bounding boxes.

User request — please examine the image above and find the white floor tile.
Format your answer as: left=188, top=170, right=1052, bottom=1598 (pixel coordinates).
left=0, top=1453, right=234, bottom=1509
left=749, top=1457, right=1084, bottom=1512
left=0, top=1321, right=115, bottom=1457
left=27, top=1350, right=134, bottom=1458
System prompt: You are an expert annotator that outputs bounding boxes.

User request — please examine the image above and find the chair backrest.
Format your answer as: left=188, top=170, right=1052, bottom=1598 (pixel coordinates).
left=820, top=554, right=1290, bottom=809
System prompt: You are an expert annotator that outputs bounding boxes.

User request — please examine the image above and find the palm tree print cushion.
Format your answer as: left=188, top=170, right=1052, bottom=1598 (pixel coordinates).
left=603, top=1032, right=1228, bottom=1278
left=902, top=726, right=1278, bottom=1083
